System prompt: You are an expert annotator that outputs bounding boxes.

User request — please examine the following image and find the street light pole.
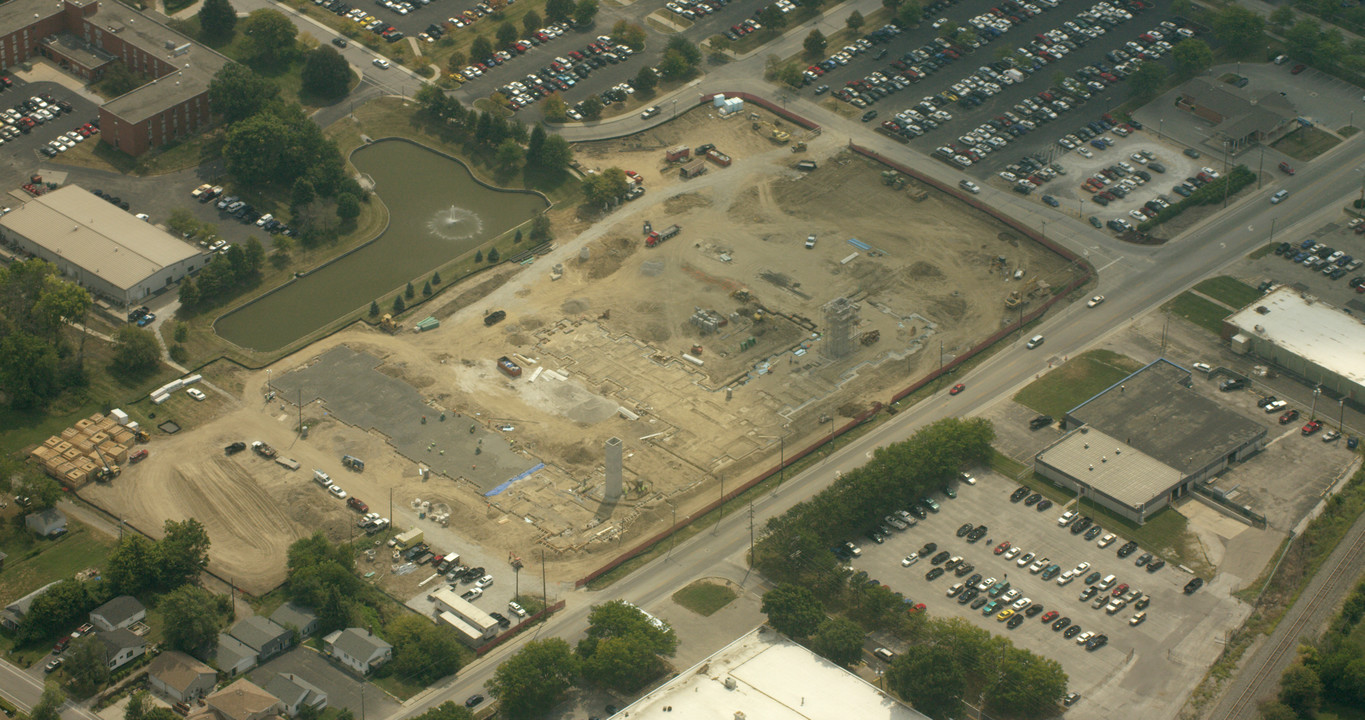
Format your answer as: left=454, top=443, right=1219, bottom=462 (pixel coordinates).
left=1312, top=386, right=1322, bottom=420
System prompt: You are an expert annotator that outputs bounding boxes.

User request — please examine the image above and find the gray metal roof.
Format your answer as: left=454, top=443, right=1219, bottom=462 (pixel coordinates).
left=269, top=603, right=316, bottom=632
left=1226, top=287, right=1365, bottom=387
left=1037, top=427, right=1183, bottom=509
left=0, top=187, right=202, bottom=290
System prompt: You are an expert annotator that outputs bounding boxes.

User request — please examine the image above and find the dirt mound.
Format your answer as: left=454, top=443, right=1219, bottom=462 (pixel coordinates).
left=905, top=261, right=945, bottom=281
left=585, top=236, right=641, bottom=279
left=562, top=297, right=591, bottom=315
left=664, top=192, right=712, bottom=215
left=928, top=293, right=969, bottom=321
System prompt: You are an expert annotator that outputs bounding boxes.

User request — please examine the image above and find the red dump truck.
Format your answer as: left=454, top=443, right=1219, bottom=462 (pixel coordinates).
left=646, top=225, right=681, bottom=248
left=497, top=356, right=523, bottom=377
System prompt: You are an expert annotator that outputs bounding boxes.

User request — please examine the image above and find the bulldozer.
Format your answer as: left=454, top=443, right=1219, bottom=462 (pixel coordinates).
left=791, top=141, right=807, bottom=153
left=379, top=314, right=401, bottom=334
left=133, top=428, right=150, bottom=443
left=752, top=120, right=791, bottom=145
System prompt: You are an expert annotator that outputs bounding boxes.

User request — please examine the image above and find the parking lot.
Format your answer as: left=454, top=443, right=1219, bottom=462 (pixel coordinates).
left=1244, top=216, right=1365, bottom=309
left=0, top=79, right=102, bottom=183
left=851, top=467, right=1246, bottom=716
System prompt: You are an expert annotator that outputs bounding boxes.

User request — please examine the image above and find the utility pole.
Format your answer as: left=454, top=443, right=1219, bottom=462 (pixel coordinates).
left=714, top=474, right=725, bottom=534
left=1339, top=398, right=1346, bottom=431
left=668, top=501, right=677, bottom=557
left=1268, top=218, right=1277, bottom=247
left=748, top=502, right=755, bottom=564
left=1257, top=146, right=1264, bottom=190
left=298, top=387, right=303, bottom=435
left=541, top=549, right=547, bottom=605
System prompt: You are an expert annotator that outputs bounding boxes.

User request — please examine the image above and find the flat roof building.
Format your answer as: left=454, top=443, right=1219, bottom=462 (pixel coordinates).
left=429, top=587, right=498, bottom=645
left=0, top=186, right=206, bottom=307
left=1224, top=286, right=1365, bottom=402
left=1, top=0, right=226, bottom=156
left=1035, top=360, right=1267, bottom=524
left=614, top=625, right=927, bottom=720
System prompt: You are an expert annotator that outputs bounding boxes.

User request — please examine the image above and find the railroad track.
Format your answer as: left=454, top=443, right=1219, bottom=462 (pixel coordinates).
left=1215, top=523, right=1365, bottom=720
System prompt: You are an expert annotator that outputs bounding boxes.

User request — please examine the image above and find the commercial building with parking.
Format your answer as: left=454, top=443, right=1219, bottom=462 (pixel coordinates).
left=1035, top=359, right=1266, bottom=524
left=1223, top=286, right=1365, bottom=403
left=0, top=185, right=206, bottom=307
left=0, top=0, right=226, bottom=156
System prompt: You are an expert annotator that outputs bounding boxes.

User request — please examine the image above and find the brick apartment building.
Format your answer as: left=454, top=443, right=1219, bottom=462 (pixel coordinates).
left=0, top=0, right=226, bottom=156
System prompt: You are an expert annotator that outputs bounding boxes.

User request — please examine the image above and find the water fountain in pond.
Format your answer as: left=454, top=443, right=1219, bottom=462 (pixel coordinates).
left=427, top=206, right=483, bottom=241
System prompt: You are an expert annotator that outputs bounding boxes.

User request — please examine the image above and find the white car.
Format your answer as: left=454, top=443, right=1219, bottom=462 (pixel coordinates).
left=1001, top=588, right=1020, bottom=602
left=1016, top=552, right=1035, bottom=567
left=1003, top=547, right=1021, bottom=560
left=186, top=388, right=206, bottom=401
left=976, top=576, right=997, bottom=592
left=1058, top=510, right=1078, bottom=526
left=902, top=553, right=920, bottom=567
left=328, top=485, right=348, bottom=499
left=373, top=58, right=391, bottom=69
left=959, top=179, right=981, bottom=194
left=476, top=574, right=495, bottom=588
left=135, top=213, right=150, bottom=222
left=1098, top=533, right=1117, bottom=548
left=1057, top=571, right=1076, bottom=585
left=1087, top=295, right=1105, bottom=307
left=1029, top=557, right=1050, bottom=573
left=1075, top=631, right=1094, bottom=645
left=1074, top=561, right=1091, bottom=574
left=1011, top=597, right=1032, bottom=610
left=508, top=601, right=527, bottom=617
left=1264, top=400, right=1288, bottom=413
left=960, top=472, right=976, bottom=485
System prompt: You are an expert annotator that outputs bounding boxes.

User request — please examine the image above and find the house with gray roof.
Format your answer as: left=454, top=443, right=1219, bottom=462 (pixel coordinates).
left=228, top=616, right=292, bottom=661
left=322, top=628, right=393, bottom=676
left=213, top=633, right=258, bottom=677
left=268, top=603, right=318, bottom=639
left=97, top=628, right=148, bottom=671
left=1, top=581, right=60, bottom=630
left=90, top=595, right=146, bottom=632
left=261, top=673, right=327, bottom=717
left=25, top=509, right=67, bottom=538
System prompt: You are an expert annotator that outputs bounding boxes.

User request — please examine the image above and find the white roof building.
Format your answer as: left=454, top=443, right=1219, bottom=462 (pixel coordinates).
left=613, top=626, right=927, bottom=720
left=0, top=186, right=206, bottom=307
left=1224, top=286, right=1365, bottom=399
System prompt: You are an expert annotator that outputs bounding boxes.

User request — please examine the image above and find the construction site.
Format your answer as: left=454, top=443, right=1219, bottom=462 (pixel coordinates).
left=76, top=104, right=1085, bottom=594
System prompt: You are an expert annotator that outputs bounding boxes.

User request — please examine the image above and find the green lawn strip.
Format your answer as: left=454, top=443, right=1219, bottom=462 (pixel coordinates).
left=1193, top=276, right=1261, bottom=309
left=1271, top=126, right=1342, bottom=162
left=1247, top=243, right=1277, bottom=260
left=1012, top=349, right=1144, bottom=419
left=1164, top=292, right=1229, bottom=336
left=988, top=448, right=1028, bottom=480
left=671, top=580, right=738, bottom=616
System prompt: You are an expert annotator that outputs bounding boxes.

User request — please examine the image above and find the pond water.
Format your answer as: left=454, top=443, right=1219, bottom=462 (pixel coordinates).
left=215, top=140, right=548, bottom=352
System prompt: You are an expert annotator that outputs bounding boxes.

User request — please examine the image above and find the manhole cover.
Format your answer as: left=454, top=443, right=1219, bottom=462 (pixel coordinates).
left=157, top=421, right=181, bottom=434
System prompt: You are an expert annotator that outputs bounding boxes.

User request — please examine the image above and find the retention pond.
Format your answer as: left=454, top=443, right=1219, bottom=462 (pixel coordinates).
left=215, top=140, right=548, bottom=352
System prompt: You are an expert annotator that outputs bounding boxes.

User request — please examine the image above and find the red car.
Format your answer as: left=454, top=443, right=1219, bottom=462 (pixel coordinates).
left=1291, top=64, right=1307, bottom=74
left=1303, top=420, right=1323, bottom=436
left=1112, top=582, right=1129, bottom=596
left=1279, top=161, right=1295, bottom=175
left=909, top=603, right=926, bottom=614
left=1279, top=409, right=1300, bottom=424
left=1041, top=610, right=1059, bottom=623
left=994, top=541, right=1011, bottom=554
left=129, top=449, right=149, bottom=463
left=949, top=383, right=966, bottom=395
left=347, top=497, right=369, bottom=513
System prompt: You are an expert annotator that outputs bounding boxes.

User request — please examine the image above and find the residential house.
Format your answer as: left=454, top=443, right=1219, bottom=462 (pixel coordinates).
left=148, top=650, right=217, bottom=702
left=268, top=603, right=318, bottom=639
left=1, top=581, right=60, bottom=630
left=261, top=673, right=327, bottom=717
left=228, top=616, right=292, bottom=662
left=206, top=679, right=282, bottom=720
left=322, top=628, right=393, bottom=676
left=90, top=595, right=146, bottom=632
left=25, top=509, right=67, bottom=537
left=97, top=628, right=147, bottom=671
left=213, top=633, right=258, bottom=677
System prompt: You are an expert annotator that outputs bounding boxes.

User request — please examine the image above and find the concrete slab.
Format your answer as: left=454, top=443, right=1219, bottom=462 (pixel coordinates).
left=272, top=346, right=538, bottom=494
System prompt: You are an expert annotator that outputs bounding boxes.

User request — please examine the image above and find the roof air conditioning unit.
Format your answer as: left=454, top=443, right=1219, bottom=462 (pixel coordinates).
left=724, top=677, right=737, bottom=690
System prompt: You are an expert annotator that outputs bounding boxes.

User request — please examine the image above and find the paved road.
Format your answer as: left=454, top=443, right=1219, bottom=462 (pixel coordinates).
left=0, top=655, right=101, bottom=720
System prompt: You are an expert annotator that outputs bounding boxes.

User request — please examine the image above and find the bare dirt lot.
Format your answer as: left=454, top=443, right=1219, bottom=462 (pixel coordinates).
left=81, top=105, right=1082, bottom=593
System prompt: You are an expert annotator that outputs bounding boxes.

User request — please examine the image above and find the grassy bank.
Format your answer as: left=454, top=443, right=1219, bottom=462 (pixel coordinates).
left=1012, top=349, right=1144, bottom=419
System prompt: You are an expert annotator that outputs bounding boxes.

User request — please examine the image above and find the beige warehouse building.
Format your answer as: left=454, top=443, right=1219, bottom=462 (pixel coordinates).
left=0, top=186, right=206, bottom=308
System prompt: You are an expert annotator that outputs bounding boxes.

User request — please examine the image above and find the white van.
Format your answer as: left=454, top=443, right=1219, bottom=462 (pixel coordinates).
left=313, top=469, right=332, bottom=487
left=1096, top=574, right=1117, bottom=591
left=805, top=234, right=817, bottom=249
left=1026, top=334, right=1045, bottom=349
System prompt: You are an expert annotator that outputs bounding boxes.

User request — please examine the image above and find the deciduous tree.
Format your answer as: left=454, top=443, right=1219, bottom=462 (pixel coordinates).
left=31, top=686, right=65, bottom=720
left=888, top=646, right=964, bottom=719
left=160, top=518, right=212, bottom=588
left=545, top=0, right=575, bottom=24
left=112, top=325, right=160, bottom=375
left=199, top=0, right=238, bottom=41
left=67, top=635, right=110, bottom=696
left=386, top=614, right=466, bottom=683
left=241, top=9, right=299, bottom=67
left=302, top=46, right=353, bottom=99
left=811, top=616, right=865, bottom=667
left=1279, top=662, right=1323, bottom=717
left=573, top=0, right=598, bottom=26
left=804, top=30, right=828, bottom=56
left=209, top=63, right=280, bottom=124
left=161, top=585, right=225, bottom=653
left=487, top=638, right=579, bottom=720
left=107, top=534, right=160, bottom=596
left=847, top=10, right=865, bottom=30
left=761, top=584, right=825, bottom=638
left=1127, top=60, right=1167, bottom=98
left=1172, top=38, right=1213, bottom=77
left=1213, top=5, right=1266, bottom=59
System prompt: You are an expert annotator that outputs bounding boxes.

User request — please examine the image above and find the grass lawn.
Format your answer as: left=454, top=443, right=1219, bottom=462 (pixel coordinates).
left=372, top=674, right=428, bottom=701
left=672, top=580, right=738, bottom=616
left=1193, top=275, right=1261, bottom=309
left=1164, top=292, right=1230, bottom=336
left=0, top=518, right=118, bottom=663
left=1272, top=126, right=1342, bottom=162
left=1012, top=349, right=1144, bottom=419
left=1247, top=243, right=1276, bottom=260
left=989, top=448, right=1028, bottom=481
